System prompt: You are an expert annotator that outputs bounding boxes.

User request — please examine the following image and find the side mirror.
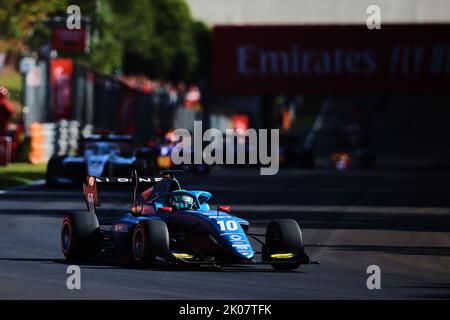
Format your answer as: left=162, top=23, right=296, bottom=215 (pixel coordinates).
left=159, top=206, right=173, bottom=213
left=217, top=205, right=231, bottom=213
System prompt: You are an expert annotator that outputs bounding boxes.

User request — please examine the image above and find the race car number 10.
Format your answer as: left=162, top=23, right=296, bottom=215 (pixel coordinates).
left=217, top=220, right=238, bottom=231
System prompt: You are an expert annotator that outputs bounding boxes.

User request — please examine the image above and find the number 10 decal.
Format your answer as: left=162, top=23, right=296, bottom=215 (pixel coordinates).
left=217, top=220, right=238, bottom=231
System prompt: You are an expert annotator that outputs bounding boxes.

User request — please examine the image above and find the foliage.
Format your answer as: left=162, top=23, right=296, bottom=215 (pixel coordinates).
left=0, top=0, right=66, bottom=52
left=0, top=0, right=211, bottom=81
left=73, top=0, right=123, bottom=74
left=111, top=0, right=208, bottom=81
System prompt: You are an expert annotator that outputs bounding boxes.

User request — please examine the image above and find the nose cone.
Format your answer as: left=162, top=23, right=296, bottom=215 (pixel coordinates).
left=223, top=233, right=254, bottom=260
left=87, top=155, right=109, bottom=176
left=206, top=211, right=254, bottom=260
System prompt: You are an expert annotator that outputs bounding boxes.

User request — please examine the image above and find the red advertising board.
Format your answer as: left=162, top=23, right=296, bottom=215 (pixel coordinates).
left=213, top=24, right=450, bottom=94
left=51, top=58, right=73, bottom=120
left=51, top=26, right=89, bottom=53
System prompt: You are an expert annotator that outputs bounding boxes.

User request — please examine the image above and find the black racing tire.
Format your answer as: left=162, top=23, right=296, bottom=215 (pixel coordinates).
left=46, top=156, right=65, bottom=187
left=61, top=212, right=100, bottom=261
left=131, top=220, right=169, bottom=266
left=265, top=219, right=304, bottom=270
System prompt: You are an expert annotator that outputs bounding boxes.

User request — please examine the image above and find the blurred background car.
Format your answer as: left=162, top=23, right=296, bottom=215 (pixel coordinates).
left=45, top=134, right=154, bottom=186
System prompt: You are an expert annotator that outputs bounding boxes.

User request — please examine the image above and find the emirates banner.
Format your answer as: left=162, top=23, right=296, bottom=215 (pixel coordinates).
left=213, top=24, right=450, bottom=93
left=51, top=58, right=73, bottom=120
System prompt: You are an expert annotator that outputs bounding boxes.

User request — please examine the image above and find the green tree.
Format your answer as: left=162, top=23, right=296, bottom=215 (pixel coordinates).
left=0, top=0, right=66, bottom=52
left=74, top=0, right=123, bottom=74
left=0, top=0, right=211, bottom=81
left=111, top=0, right=208, bottom=82
left=191, top=20, right=211, bottom=83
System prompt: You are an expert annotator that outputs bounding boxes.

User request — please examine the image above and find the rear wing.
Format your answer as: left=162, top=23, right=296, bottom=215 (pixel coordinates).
left=82, top=171, right=162, bottom=214
left=94, top=176, right=162, bottom=184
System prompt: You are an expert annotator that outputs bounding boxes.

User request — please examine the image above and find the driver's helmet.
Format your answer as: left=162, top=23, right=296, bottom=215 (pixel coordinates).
left=169, top=194, right=194, bottom=210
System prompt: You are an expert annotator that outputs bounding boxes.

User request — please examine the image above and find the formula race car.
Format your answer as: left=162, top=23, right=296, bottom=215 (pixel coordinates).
left=60, top=170, right=316, bottom=270
left=150, top=130, right=210, bottom=174
left=46, top=134, right=154, bottom=187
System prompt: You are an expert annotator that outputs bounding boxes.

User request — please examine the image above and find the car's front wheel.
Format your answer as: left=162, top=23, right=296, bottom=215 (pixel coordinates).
left=263, top=219, right=307, bottom=270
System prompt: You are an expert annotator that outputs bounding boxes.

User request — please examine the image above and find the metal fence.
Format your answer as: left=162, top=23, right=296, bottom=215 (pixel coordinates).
left=23, top=60, right=201, bottom=160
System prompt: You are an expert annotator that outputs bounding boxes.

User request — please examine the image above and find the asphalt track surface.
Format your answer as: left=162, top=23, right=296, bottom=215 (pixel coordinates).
left=0, top=168, right=449, bottom=299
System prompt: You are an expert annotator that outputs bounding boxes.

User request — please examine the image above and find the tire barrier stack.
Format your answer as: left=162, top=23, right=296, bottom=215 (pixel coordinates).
left=29, top=121, right=93, bottom=164
left=55, top=120, right=80, bottom=157
left=29, top=123, right=46, bottom=164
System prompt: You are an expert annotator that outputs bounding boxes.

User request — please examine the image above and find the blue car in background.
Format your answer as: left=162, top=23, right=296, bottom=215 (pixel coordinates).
left=46, top=134, right=154, bottom=187
left=60, top=171, right=314, bottom=270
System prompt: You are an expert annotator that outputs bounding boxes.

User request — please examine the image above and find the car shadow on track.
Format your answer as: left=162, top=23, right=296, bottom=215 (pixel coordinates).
left=0, top=257, right=305, bottom=273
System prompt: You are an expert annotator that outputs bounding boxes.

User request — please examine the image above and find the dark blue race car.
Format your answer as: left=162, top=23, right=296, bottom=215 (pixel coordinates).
left=61, top=171, right=315, bottom=270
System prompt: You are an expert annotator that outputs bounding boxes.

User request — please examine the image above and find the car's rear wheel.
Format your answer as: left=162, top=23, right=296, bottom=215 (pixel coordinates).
left=132, top=220, right=169, bottom=266
left=61, top=212, right=100, bottom=261
left=264, top=219, right=306, bottom=270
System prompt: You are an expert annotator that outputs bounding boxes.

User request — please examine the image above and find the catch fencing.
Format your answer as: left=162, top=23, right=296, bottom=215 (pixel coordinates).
left=23, top=60, right=202, bottom=160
